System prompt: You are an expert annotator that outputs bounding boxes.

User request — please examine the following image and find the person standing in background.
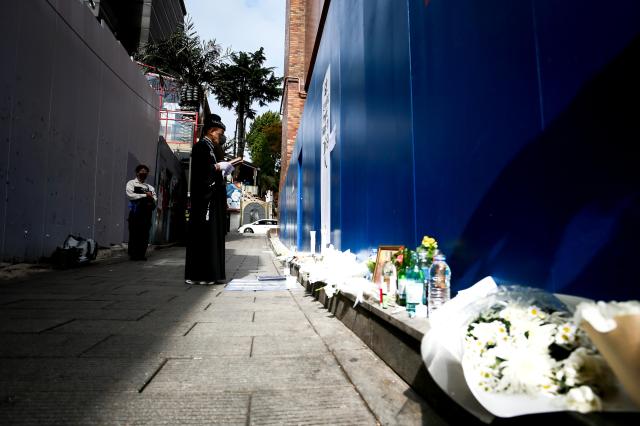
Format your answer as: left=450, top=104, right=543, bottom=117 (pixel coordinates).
left=185, top=114, right=234, bottom=284
left=126, top=164, right=157, bottom=261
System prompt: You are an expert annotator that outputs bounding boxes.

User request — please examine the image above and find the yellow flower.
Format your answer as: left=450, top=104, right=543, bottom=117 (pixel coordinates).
left=421, top=235, right=438, bottom=249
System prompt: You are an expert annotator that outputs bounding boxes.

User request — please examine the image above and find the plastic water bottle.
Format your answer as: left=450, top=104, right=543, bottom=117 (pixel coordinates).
left=418, top=252, right=431, bottom=306
left=428, top=253, right=450, bottom=316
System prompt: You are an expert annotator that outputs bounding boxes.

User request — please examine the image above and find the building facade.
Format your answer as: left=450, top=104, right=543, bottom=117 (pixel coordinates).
left=280, top=0, right=327, bottom=196
left=84, top=0, right=186, bottom=55
left=278, top=0, right=640, bottom=301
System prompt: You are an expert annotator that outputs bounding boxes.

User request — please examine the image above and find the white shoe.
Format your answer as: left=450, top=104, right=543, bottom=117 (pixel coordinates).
left=185, top=279, right=195, bottom=285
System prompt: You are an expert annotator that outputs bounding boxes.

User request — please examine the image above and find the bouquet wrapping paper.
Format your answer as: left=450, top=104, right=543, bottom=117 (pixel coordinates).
left=576, top=301, right=640, bottom=408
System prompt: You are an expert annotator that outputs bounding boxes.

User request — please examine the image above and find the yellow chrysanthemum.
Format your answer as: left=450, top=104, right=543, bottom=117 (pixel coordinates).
left=421, top=235, right=438, bottom=248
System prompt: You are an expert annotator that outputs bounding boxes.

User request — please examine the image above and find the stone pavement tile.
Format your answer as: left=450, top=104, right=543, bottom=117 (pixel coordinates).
left=0, top=357, right=164, bottom=393
left=0, top=284, right=106, bottom=296
left=2, top=299, right=114, bottom=310
left=101, top=285, right=186, bottom=296
left=81, top=335, right=252, bottom=358
left=100, top=299, right=173, bottom=310
left=0, top=308, right=152, bottom=321
left=0, top=318, right=71, bottom=333
left=251, top=334, right=328, bottom=358
left=312, top=321, right=369, bottom=352
left=75, top=292, right=184, bottom=303
left=189, top=320, right=317, bottom=337
left=249, top=386, right=377, bottom=425
left=207, top=300, right=259, bottom=312
left=0, top=294, right=94, bottom=305
left=253, top=291, right=293, bottom=299
left=145, top=308, right=254, bottom=324
left=0, top=391, right=250, bottom=425
left=252, top=300, right=302, bottom=312
left=0, top=333, right=110, bottom=357
left=46, top=319, right=195, bottom=337
left=144, top=355, right=348, bottom=393
left=333, top=348, right=437, bottom=426
left=253, top=309, right=308, bottom=322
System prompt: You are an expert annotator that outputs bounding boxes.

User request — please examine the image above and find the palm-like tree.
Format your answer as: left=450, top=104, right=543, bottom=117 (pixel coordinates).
left=136, top=18, right=223, bottom=101
left=212, top=48, right=282, bottom=159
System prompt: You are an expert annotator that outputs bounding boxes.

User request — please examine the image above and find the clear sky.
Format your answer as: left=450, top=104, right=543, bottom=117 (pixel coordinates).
left=183, top=0, right=285, bottom=150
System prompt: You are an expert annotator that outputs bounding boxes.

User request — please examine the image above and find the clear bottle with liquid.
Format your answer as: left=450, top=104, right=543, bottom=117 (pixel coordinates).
left=405, top=253, right=424, bottom=317
left=417, top=251, right=431, bottom=306
left=381, top=260, right=397, bottom=308
left=428, top=253, right=451, bottom=316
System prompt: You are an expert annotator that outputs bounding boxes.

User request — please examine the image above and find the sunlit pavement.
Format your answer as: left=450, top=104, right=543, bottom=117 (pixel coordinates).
left=0, top=233, right=428, bottom=425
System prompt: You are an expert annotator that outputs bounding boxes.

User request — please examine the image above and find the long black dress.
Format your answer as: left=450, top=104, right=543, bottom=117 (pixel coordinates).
left=184, top=137, right=227, bottom=282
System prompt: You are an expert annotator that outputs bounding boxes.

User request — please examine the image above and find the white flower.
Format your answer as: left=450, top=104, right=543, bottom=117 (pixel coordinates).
left=555, top=322, right=577, bottom=345
left=512, top=322, right=557, bottom=350
left=558, top=347, right=611, bottom=389
left=463, top=295, right=610, bottom=410
left=565, top=386, right=602, bottom=413
left=499, top=305, right=543, bottom=335
left=527, top=305, right=547, bottom=320
left=468, top=320, right=508, bottom=346
left=496, top=344, right=557, bottom=393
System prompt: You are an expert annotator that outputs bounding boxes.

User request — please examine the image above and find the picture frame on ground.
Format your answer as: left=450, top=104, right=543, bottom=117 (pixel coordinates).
left=373, top=245, right=404, bottom=284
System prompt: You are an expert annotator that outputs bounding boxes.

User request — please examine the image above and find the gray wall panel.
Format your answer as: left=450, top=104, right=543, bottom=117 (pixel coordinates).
left=93, top=70, right=118, bottom=244
left=4, top=0, right=56, bottom=260
left=72, top=64, right=101, bottom=240
left=0, top=0, right=160, bottom=261
left=0, top=0, right=22, bottom=257
left=42, top=11, right=80, bottom=255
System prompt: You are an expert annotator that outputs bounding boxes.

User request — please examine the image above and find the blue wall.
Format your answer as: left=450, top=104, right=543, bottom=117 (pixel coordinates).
left=282, top=0, right=640, bottom=300
left=282, top=0, right=417, bottom=254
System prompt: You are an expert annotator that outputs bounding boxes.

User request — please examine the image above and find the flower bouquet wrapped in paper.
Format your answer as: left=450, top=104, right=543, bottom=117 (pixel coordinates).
left=422, top=278, right=640, bottom=420
left=460, top=285, right=618, bottom=416
left=575, top=301, right=640, bottom=408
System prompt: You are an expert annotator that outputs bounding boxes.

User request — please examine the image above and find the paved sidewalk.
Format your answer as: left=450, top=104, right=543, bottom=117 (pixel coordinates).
left=0, top=234, right=429, bottom=425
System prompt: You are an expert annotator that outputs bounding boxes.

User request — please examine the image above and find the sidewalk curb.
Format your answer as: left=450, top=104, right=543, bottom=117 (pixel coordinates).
left=267, top=230, right=290, bottom=258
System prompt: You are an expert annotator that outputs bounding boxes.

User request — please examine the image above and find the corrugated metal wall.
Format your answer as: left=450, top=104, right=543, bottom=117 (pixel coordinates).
left=0, top=0, right=160, bottom=261
left=281, top=0, right=640, bottom=300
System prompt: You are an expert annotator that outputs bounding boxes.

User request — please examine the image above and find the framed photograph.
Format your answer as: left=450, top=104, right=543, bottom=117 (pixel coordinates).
left=373, top=245, right=404, bottom=284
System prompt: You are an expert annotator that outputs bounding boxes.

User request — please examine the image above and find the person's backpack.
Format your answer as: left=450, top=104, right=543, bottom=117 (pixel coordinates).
left=51, top=235, right=98, bottom=269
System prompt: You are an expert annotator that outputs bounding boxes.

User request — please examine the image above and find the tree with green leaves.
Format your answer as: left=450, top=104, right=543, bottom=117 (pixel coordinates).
left=135, top=17, right=224, bottom=99
left=212, top=48, right=282, bottom=159
left=246, top=111, right=282, bottom=195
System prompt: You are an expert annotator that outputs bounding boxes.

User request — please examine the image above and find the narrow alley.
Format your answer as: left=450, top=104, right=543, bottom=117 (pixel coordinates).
left=0, top=234, right=428, bottom=425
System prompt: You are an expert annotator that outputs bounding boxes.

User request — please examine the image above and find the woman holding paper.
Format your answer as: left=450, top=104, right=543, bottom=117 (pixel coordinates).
left=185, top=114, right=234, bottom=284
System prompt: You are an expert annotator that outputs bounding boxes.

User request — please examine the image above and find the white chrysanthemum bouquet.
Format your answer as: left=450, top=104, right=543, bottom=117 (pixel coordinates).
left=462, top=287, right=612, bottom=413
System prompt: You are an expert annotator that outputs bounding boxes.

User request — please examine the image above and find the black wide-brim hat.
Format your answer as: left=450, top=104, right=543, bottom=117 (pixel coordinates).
left=203, top=114, right=226, bottom=132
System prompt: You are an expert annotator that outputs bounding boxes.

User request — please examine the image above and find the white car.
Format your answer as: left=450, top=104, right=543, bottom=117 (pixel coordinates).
left=238, top=219, right=278, bottom=234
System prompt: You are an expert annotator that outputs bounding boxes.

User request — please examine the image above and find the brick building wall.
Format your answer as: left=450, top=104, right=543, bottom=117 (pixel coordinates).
left=280, top=0, right=326, bottom=204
